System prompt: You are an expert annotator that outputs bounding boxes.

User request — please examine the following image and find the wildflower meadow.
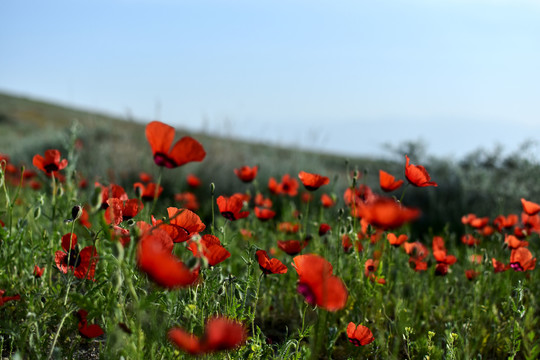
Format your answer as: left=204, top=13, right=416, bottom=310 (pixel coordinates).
left=1, top=115, right=539, bottom=359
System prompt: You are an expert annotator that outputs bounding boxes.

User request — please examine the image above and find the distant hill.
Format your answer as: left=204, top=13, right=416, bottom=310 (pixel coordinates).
left=2, top=90, right=539, bottom=237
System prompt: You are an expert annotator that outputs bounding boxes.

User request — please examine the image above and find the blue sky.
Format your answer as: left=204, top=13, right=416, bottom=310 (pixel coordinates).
left=1, top=0, right=539, bottom=159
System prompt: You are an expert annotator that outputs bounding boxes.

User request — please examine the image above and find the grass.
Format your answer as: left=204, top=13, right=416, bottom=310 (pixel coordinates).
left=0, top=91, right=539, bottom=359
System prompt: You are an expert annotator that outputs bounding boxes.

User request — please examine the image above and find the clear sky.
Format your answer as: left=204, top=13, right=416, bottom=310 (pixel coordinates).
left=1, top=0, right=539, bottom=160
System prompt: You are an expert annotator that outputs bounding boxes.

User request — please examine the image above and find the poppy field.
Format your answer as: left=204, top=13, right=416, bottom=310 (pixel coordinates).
left=1, top=117, right=539, bottom=359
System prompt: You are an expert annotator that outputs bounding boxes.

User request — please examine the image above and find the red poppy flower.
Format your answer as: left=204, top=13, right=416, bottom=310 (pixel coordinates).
left=465, top=269, right=480, bottom=280
left=379, top=170, right=404, bottom=192
left=111, top=226, right=131, bottom=247
left=404, top=155, right=437, bottom=187
left=404, top=241, right=429, bottom=272
left=134, top=182, right=163, bottom=201
left=95, top=183, right=129, bottom=209
left=504, top=234, right=529, bottom=249
left=54, top=233, right=98, bottom=281
left=277, top=222, right=300, bottom=234
left=76, top=309, right=105, bottom=339
left=145, top=121, right=206, bottom=168
left=155, top=207, right=206, bottom=243
left=353, top=197, right=420, bottom=230
left=187, top=234, right=231, bottom=266
left=139, top=172, right=153, bottom=183
left=137, top=228, right=198, bottom=288
left=217, top=194, right=250, bottom=221
left=341, top=234, right=363, bottom=253
left=277, top=174, right=299, bottom=196
left=168, top=316, right=247, bottom=355
left=234, top=165, right=258, bottom=183
left=493, top=214, right=518, bottom=231
left=240, top=228, right=253, bottom=240
left=469, top=216, right=489, bottom=229
left=320, top=193, right=336, bottom=208
left=521, top=198, right=540, bottom=216
left=387, top=233, right=408, bottom=247
left=298, top=171, right=329, bottom=191
left=432, top=236, right=457, bottom=266
left=174, top=192, right=200, bottom=211
left=510, top=247, right=536, bottom=272
left=301, top=192, right=313, bottom=203
left=346, top=323, right=375, bottom=346
left=256, top=250, right=288, bottom=274
left=0, top=289, right=21, bottom=307
left=364, top=259, right=386, bottom=284
left=254, top=207, right=276, bottom=221
left=268, top=177, right=280, bottom=195
left=492, top=258, right=510, bottom=273
left=461, top=213, right=476, bottom=225
left=318, top=223, right=331, bottom=236
left=32, top=149, right=68, bottom=174
left=33, top=265, right=44, bottom=278
left=277, top=240, right=307, bottom=255
left=292, top=254, right=348, bottom=311
left=186, top=174, right=202, bottom=188
left=478, top=225, right=494, bottom=236
left=461, top=234, right=480, bottom=247
left=254, top=193, right=273, bottom=208
left=105, top=198, right=144, bottom=225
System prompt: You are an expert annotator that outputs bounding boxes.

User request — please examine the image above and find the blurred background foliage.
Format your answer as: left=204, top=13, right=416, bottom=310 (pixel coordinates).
left=2, top=91, right=539, bottom=240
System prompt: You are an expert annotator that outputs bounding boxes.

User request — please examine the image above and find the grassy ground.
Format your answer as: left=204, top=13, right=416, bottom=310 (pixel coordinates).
left=1, top=91, right=539, bottom=359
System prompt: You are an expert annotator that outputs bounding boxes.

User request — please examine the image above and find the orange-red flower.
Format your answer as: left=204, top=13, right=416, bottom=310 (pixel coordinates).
left=137, top=227, right=198, bottom=288
left=504, top=234, right=529, bottom=249
left=494, top=214, right=518, bottom=231
left=76, top=309, right=105, bottom=339
left=364, top=259, right=385, bottom=284
left=134, top=182, right=163, bottom=201
left=234, top=165, right=258, bottom=183
left=387, top=233, right=408, bottom=247
left=174, top=192, right=200, bottom=211
left=145, top=121, right=206, bottom=168
left=353, top=197, right=420, bottom=230
left=277, top=174, right=299, bottom=196
left=155, top=207, right=206, bottom=243
left=404, top=241, right=429, bottom=272
left=510, top=247, right=536, bottom=272
left=470, top=216, right=489, bottom=229
left=318, top=223, right=331, bottom=236
left=320, top=193, right=336, bottom=208
left=292, top=254, right=348, bottom=311
left=277, top=240, right=307, bottom=255
left=404, top=155, right=437, bottom=187
left=521, top=198, right=540, bottom=216
left=256, top=250, right=288, bottom=274
left=255, top=193, right=273, bottom=208
left=298, top=171, right=329, bottom=191
left=186, top=174, right=201, bottom=188
left=33, top=265, right=44, bottom=278
left=54, top=233, right=98, bottom=281
left=465, top=269, right=480, bottom=280
left=341, top=234, right=363, bottom=253
left=168, top=317, right=247, bottom=355
left=379, top=170, right=404, bottom=192
left=95, top=183, right=128, bottom=209
left=254, top=206, right=276, bottom=221
left=187, top=234, right=231, bottom=266
left=0, top=289, right=21, bottom=307
left=105, top=198, right=144, bottom=225
left=492, top=258, right=510, bottom=273
left=216, top=194, right=250, bottom=221
left=461, top=234, right=480, bottom=247
left=32, top=149, right=68, bottom=174
left=346, top=323, right=375, bottom=346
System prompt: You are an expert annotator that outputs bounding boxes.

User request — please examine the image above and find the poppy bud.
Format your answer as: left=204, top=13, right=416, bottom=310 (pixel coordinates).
left=71, top=205, right=83, bottom=221
left=210, top=183, right=215, bottom=195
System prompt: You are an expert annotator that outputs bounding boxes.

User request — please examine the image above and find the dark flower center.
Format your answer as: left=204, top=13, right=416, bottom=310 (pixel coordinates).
left=297, top=282, right=316, bottom=306
left=44, top=163, right=59, bottom=173
left=221, top=211, right=236, bottom=221
left=63, top=249, right=82, bottom=268
left=510, top=262, right=523, bottom=271
left=153, top=153, right=177, bottom=169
